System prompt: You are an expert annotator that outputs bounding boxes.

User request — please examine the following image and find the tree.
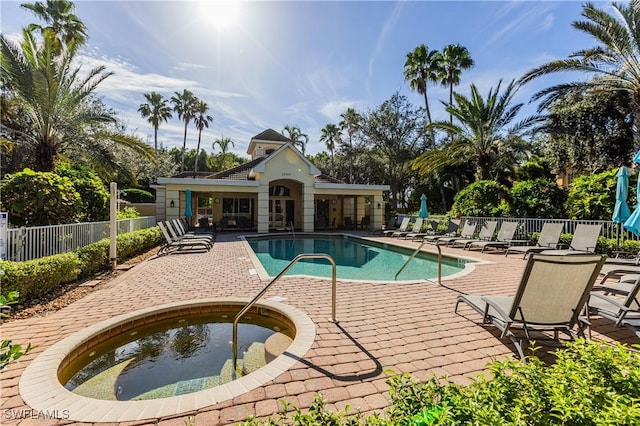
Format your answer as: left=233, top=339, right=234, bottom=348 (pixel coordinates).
left=403, top=44, right=442, bottom=138
left=417, top=79, right=539, bottom=180
left=212, top=136, right=235, bottom=170
left=21, top=0, right=88, bottom=50
left=55, top=162, right=109, bottom=221
left=138, top=92, right=172, bottom=152
left=171, top=89, right=198, bottom=173
left=319, top=123, right=341, bottom=176
left=0, top=29, right=154, bottom=172
left=192, top=100, right=213, bottom=173
left=508, top=179, right=568, bottom=219
left=520, top=1, right=640, bottom=146
left=449, top=180, right=508, bottom=217
left=282, top=125, right=308, bottom=154
left=339, top=108, right=362, bottom=183
left=439, top=44, right=474, bottom=123
left=566, top=169, right=620, bottom=220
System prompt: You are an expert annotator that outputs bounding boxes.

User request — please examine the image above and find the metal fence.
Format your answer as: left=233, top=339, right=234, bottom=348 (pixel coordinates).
left=4, top=216, right=156, bottom=262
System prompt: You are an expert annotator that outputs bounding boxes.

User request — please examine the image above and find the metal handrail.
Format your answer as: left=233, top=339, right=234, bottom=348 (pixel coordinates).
left=232, top=253, right=337, bottom=373
left=394, top=240, right=442, bottom=285
left=289, top=220, right=295, bottom=239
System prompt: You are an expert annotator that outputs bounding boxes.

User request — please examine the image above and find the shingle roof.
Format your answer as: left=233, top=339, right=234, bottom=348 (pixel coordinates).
left=206, top=157, right=264, bottom=180
left=251, top=129, right=291, bottom=142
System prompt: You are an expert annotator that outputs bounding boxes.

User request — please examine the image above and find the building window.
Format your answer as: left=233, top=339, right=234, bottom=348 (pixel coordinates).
left=222, top=197, right=254, bottom=219
left=269, top=185, right=290, bottom=196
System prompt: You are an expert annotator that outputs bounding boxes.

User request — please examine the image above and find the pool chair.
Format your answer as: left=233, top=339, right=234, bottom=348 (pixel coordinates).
left=422, top=219, right=461, bottom=243
left=587, top=275, right=640, bottom=338
left=383, top=216, right=411, bottom=237
left=455, top=254, right=605, bottom=359
left=435, top=220, right=478, bottom=247
left=157, top=222, right=211, bottom=255
left=168, top=220, right=214, bottom=246
left=406, top=219, right=439, bottom=240
left=173, top=219, right=216, bottom=241
left=392, top=217, right=423, bottom=238
left=370, top=216, right=396, bottom=235
left=504, top=222, right=564, bottom=259
left=449, top=220, right=498, bottom=248
left=539, top=224, right=602, bottom=256
left=467, top=221, right=520, bottom=253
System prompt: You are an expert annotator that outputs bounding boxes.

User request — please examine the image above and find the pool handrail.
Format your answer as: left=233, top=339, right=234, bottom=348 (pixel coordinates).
left=394, top=240, right=442, bottom=284
left=232, top=253, right=337, bottom=373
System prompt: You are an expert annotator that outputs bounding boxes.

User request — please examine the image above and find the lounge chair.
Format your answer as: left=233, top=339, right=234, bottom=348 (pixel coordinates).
left=173, top=219, right=215, bottom=241
left=157, top=222, right=211, bottom=255
left=467, top=221, right=520, bottom=253
left=422, top=219, right=461, bottom=243
left=168, top=220, right=214, bottom=246
left=406, top=219, right=439, bottom=240
left=383, top=217, right=411, bottom=237
left=504, top=222, right=565, bottom=259
left=539, top=224, right=602, bottom=256
left=435, top=221, right=478, bottom=247
left=370, top=216, right=396, bottom=235
left=449, top=220, right=498, bottom=248
left=392, top=217, right=423, bottom=238
left=455, top=254, right=605, bottom=358
left=587, top=275, right=640, bottom=338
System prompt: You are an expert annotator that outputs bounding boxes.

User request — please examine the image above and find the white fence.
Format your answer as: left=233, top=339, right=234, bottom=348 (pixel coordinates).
left=4, top=216, right=157, bottom=262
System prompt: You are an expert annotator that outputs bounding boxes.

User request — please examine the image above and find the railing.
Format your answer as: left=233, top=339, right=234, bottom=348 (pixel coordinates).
left=4, top=216, right=156, bottom=261
left=232, top=253, right=337, bottom=373
left=395, top=240, right=442, bottom=284
left=288, top=220, right=295, bottom=239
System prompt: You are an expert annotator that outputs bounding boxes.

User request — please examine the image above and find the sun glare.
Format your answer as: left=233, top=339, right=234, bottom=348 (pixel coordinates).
left=199, top=1, right=241, bottom=29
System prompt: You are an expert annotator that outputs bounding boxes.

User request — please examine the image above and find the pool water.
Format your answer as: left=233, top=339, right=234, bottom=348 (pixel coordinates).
left=246, top=235, right=469, bottom=281
left=63, top=313, right=292, bottom=401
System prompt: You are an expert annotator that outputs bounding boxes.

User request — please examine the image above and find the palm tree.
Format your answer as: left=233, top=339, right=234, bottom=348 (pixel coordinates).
left=520, top=1, right=640, bottom=145
left=415, top=79, right=540, bottom=180
left=439, top=44, right=474, bottom=123
left=319, top=123, right=341, bottom=176
left=339, top=108, right=362, bottom=183
left=0, top=28, right=154, bottom=172
left=282, top=125, right=308, bottom=154
left=21, top=0, right=88, bottom=49
left=192, top=100, right=213, bottom=173
left=138, top=92, right=172, bottom=152
left=212, top=136, right=234, bottom=170
left=171, top=89, right=198, bottom=173
left=403, top=44, right=442, bottom=133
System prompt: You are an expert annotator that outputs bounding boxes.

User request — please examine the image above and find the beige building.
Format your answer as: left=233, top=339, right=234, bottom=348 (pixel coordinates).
left=153, top=129, right=389, bottom=233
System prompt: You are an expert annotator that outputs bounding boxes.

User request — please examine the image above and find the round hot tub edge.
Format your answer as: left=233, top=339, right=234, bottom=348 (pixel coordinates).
left=19, top=297, right=316, bottom=423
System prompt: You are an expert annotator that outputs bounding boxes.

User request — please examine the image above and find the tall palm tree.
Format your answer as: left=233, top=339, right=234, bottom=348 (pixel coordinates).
left=440, top=44, right=474, bottom=123
left=0, top=28, right=154, bottom=172
left=339, top=108, right=362, bottom=183
left=21, top=0, right=88, bottom=49
left=212, top=136, right=234, bottom=170
left=192, top=100, right=213, bottom=173
left=520, top=1, right=640, bottom=145
left=171, top=89, right=198, bottom=173
left=403, top=44, right=442, bottom=134
left=319, top=123, right=341, bottom=176
left=415, top=79, right=539, bottom=180
left=138, top=92, right=172, bottom=152
left=282, top=125, right=308, bottom=154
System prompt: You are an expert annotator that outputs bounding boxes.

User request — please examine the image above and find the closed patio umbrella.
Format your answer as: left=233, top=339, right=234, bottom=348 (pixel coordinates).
left=418, top=194, right=429, bottom=219
left=613, top=166, right=631, bottom=249
left=184, top=188, right=193, bottom=222
left=624, top=152, right=640, bottom=236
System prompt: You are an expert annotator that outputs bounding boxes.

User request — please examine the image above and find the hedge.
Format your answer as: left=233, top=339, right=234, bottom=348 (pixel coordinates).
left=0, top=227, right=162, bottom=303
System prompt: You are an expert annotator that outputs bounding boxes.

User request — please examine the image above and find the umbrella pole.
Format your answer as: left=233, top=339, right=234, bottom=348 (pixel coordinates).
left=617, top=222, right=621, bottom=252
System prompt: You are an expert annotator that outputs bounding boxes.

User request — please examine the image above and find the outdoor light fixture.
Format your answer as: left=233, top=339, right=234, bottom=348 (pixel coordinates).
left=170, top=200, right=175, bottom=208
left=377, top=203, right=381, bottom=209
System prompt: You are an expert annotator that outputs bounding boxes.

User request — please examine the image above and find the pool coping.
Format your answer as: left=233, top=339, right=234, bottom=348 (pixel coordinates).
left=239, top=232, right=489, bottom=284
left=18, top=298, right=316, bottom=423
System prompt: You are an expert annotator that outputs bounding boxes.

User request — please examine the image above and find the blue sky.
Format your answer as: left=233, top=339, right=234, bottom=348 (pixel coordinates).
left=2, top=1, right=600, bottom=157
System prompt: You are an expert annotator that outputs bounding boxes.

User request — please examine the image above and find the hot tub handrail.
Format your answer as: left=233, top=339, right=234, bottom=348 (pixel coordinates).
left=394, top=240, right=442, bottom=284
left=232, top=253, right=337, bottom=373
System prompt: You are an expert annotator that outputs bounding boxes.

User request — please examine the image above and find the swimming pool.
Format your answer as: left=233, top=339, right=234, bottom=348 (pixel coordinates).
left=244, top=234, right=474, bottom=282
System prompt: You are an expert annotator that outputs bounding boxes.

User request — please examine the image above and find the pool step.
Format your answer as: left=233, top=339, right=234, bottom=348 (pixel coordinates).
left=242, top=342, right=266, bottom=375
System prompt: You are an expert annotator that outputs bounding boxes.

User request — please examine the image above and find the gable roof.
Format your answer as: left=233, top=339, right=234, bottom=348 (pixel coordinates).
left=206, top=157, right=263, bottom=180
left=251, top=128, right=291, bottom=142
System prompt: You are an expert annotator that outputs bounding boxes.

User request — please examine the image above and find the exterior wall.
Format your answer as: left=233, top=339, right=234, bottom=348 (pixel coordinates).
left=128, top=203, right=156, bottom=217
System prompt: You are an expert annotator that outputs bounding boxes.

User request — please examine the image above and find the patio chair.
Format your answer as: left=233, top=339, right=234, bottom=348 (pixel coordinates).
left=406, top=219, right=439, bottom=240
left=169, top=220, right=214, bottom=245
left=422, top=219, right=461, bottom=243
left=383, top=217, right=411, bottom=237
left=435, top=220, right=478, bottom=247
left=173, top=219, right=215, bottom=241
left=539, top=224, right=602, bottom=256
left=587, top=275, right=640, bottom=338
left=504, top=222, right=565, bottom=259
left=467, top=221, right=520, bottom=253
left=157, top=222, right=211, bottom=255
left=449, top=220, right=498, bottom=248
left=392, top=217, right=423, bottom=238
left=370, top=216, right=396, bottom=235
left=455, top=254, right=606, bottom=358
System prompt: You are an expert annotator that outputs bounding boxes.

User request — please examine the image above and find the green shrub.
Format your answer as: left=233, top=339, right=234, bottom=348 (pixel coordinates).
left=76, top=239, right=110, bottom=277
left=121, top=188, right=155, bottom=203
left=240, top=340, right=640, bottom=425
left=449, top=180, right=509, bottom=217
left=55, top=162, right=109, bottom=222
left=508, top=178, right=568, bottom=218
left=117, top=206, right=140, bottom=219
left=565, top=169, right=634, bottom=220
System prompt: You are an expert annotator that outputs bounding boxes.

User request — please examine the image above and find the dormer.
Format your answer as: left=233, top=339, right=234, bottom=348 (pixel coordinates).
left=247, top=129, right=291, bottom=159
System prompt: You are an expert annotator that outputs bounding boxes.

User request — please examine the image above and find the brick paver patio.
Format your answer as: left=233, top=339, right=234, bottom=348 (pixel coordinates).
left=1, top=232, right=638, bottom=425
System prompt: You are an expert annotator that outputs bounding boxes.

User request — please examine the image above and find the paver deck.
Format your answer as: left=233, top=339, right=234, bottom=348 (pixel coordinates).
left=1, top=232, right=638, bottom=425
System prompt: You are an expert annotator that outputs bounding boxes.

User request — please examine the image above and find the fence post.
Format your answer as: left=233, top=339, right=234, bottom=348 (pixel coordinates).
left=110, top=182, right=117, bottom=269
